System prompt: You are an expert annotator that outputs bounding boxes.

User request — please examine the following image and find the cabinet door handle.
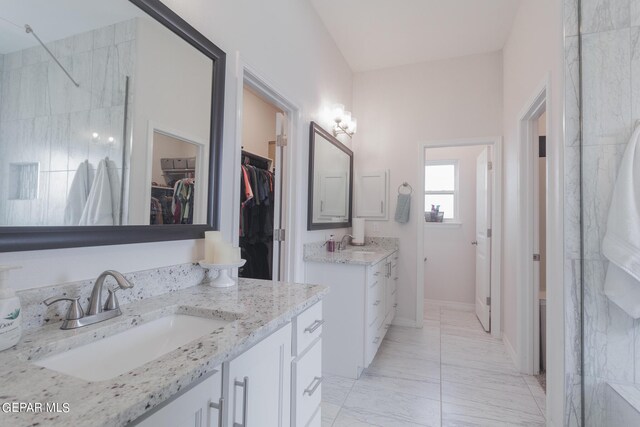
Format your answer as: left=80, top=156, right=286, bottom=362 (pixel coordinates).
left=304, top=376, right=323, bottom=396
left=234, top=377, right=249, bottom=427
left=304, top=319, right=324, bottom=333
left=380, top=201, right=384, bottom=213
left=209, top=397, right=224, bottom=427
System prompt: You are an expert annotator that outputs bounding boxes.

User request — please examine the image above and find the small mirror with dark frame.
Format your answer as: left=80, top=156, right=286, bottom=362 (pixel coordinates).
left=0, top=0, right=225, bottom=251
left=308, top=121, right=353, bottom=230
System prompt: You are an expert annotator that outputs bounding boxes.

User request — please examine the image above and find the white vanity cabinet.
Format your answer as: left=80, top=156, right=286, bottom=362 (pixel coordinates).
left=365, top=254, right=398, bottom=366
left=135, top=368, right=223, bottom=427
left=305, top=252, right=397, bottom=379
left=224, top=323, right=292, bottom=427
left=291, top=302, right=324, bottom=426
left=133, top=301, right=324, bottom=427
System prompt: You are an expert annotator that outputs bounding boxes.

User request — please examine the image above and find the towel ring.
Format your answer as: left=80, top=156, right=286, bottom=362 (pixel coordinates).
left=398, top=182, right=413, bottom=195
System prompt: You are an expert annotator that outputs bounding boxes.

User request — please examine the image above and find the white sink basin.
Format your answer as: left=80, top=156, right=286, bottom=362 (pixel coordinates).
left=35, top=314, right=230, bottom=381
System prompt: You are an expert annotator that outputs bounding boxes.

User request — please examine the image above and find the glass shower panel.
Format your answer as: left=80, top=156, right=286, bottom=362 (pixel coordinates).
left=579, top=0, right=640, bottom=425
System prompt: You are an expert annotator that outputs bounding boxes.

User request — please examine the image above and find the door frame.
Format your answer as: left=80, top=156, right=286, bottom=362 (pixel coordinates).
left=416, top=137, right=503, bottom=339
left=144, top=121, right=208, bottom=224
left=516, top=80, right=548, bottom=376
left=233, top=54, right=301, bottom=281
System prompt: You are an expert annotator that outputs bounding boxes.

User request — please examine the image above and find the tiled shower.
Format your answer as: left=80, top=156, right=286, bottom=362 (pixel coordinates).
left=0, top=20, right=135, bottom=225
left=565, top=0, right=640, bottom=425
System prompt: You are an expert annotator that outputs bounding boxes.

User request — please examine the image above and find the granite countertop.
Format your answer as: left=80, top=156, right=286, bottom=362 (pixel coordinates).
left=0, top=279, right=327, bottom=427
left=303, top=245, right=398, bottom=266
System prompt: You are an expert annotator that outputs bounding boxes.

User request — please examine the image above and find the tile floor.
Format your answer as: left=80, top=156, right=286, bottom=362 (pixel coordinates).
left=321, top=304, right=547, bottom=426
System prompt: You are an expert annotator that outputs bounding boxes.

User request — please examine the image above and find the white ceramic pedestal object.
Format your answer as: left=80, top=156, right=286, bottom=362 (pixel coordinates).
left=199, top=260, right=246, bottom=287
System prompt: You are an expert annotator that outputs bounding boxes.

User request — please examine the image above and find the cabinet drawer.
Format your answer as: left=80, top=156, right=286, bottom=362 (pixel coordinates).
left=375, top=295, right=385, bottom=328
left=134, top=368, right=222, bottom=427
left=365, top=324, right=382, bottom=366
left=294, top=302, right=323, bottom=356
left=293, top=339, right=322, bottom=427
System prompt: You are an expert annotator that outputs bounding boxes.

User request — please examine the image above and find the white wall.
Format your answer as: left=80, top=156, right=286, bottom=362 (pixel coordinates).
left=0, top=0, right=352, bottom=291
left=424, top=145, right=485, bottom=305
left=129, top=16, right=212, bottom=225
left=352, top=51, right=503, bottom=324
left=501, top=0, right=564, bottom=424
left=241, top=87, right=279, bottom=160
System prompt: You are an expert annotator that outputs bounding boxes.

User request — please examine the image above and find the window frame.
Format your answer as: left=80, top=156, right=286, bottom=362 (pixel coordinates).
left=424, top=159, right=460, bottom=223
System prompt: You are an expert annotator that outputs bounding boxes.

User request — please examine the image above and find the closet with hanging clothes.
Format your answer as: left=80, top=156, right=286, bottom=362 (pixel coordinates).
left=239, top=150, right=275, bottom=279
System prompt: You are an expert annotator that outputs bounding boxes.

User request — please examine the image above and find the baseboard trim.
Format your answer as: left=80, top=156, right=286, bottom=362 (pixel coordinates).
left=503, top=333, right=518, bottom=369
left=425, top=298, right=474, bottom=312
left=392, top=316, right=417, bottom=327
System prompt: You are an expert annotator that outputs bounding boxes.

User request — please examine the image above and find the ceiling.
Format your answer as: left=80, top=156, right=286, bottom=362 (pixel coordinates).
left=310, top=0, right=522, bottom=72
left=0, top=0, right=146, bottom=54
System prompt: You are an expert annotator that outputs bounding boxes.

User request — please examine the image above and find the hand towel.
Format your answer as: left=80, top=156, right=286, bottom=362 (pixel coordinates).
left=394, top=193, right=411, bottom=224
left=64, top=160, right=91, bottom=225
left=79, top=159, right=117, bottom=226
left=602, top=126, right=640, bottom=318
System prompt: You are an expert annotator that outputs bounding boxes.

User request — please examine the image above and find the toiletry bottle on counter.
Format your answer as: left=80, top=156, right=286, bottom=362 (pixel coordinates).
left=0, top=266, right=22, bottom=351
left=326, top=235, right=336, bottom=252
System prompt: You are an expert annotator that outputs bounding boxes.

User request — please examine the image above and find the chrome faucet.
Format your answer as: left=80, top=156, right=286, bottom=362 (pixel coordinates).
left=337, top=234, right=353, bottom=251
left=43, top=270, right=134, bottom=330
left=87, top=270, right=134, bottom=315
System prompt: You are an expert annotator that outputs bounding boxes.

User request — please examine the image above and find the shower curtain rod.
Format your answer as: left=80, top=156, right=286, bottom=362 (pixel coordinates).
left=25, top=24, right=80, bottom=87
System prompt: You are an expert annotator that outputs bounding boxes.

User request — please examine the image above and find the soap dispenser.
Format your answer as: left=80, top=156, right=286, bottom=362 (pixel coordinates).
left=0, top=266, right=22, bottom=351
left=326, top=235, right=336, bottom=253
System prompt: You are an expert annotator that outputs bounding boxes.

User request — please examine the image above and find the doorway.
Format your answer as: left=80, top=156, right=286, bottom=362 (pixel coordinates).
left=417, top=137, right=502, bottom=337
left=533, top=110, right=548, bottom=391
left=144, top=126, right=207, bottom=226
left=516, top=82, right=548, bottom=381
left=239, top=86, right=286, bottom=280
left=234, top=61, right=300, bottom=283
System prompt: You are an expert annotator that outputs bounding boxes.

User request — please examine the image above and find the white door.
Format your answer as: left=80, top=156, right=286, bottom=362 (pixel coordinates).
left=225, top=323, right=292, bottom=427
left=475, top=147, right=492, bottom=331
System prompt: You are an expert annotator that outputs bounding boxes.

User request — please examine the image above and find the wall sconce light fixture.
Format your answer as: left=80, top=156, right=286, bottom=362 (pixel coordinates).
left=332, top=104, right=357, bottom=138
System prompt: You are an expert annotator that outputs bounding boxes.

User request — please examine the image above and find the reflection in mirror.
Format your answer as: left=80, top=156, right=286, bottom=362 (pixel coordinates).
left=0, top=0, right=212, bottom=227
left=308, top=122, right=353, bottom=230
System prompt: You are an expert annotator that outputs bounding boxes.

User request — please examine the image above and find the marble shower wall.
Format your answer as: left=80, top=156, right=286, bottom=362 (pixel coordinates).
left=0, top=20, right=136, bottom=225
left=576, top=0, right=640, bottom=424
left=564, top=0, right=583, bottom=425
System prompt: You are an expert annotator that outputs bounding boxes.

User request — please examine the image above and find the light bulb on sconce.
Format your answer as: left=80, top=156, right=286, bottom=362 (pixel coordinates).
left=108, top=136, right=115, bottom=143
left=332, top=104, right=357, bottom=138
left=332, top=104, right=345, bottom=123
left=92, top=132, right=99, bottom=140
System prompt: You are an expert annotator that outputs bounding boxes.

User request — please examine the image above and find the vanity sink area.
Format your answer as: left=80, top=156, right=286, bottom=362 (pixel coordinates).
left=34, top=314, right=231, bottom=382
left=2, top=273, right=327, bottom=427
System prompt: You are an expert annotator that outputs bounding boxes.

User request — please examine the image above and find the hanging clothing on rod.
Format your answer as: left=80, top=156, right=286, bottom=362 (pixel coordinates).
left=239, top=158, right=275, bottom=280
left=172, top=178, right=195, bottom=224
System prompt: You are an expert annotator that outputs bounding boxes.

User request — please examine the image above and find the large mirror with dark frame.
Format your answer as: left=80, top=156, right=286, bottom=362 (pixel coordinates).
left=308, top=121, right=353, bottom=230
left=0, top=0, right=225, bottom=251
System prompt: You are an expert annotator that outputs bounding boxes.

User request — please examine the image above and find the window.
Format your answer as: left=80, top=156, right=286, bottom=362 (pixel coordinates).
left=424, top=160, right=458, bottom=221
